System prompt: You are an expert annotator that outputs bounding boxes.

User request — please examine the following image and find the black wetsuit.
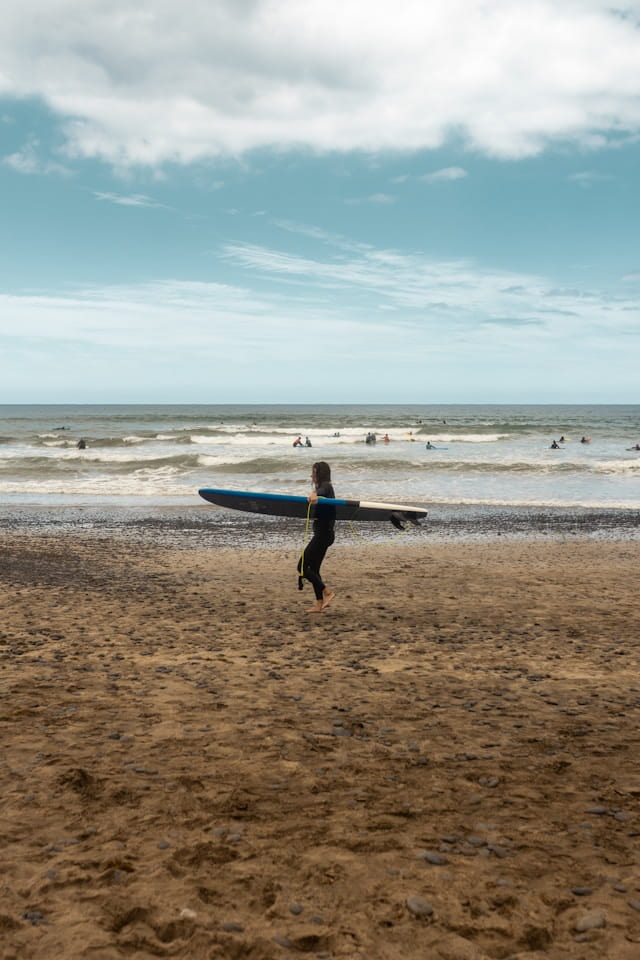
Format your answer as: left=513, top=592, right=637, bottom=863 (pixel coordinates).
left=297, top=481, right=336, bottom=600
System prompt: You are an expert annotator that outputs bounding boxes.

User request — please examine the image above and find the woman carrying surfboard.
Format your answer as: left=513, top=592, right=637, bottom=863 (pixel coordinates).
left=298, top=461, right=336, bottom=613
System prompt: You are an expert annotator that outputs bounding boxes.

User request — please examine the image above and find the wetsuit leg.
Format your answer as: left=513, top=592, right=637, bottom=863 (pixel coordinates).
left=298, top=533, right=333, bottom=601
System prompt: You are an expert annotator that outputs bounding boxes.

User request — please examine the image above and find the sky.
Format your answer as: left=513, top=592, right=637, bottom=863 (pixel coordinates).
left=1, top=0, right=639, bottom=404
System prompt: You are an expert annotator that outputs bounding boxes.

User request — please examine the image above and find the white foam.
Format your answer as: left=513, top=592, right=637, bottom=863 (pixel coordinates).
left=197, top=453, right=260, bottom=466
left=419, top=433, right=508, bottom=443
left=592, top=459, right=640, bottom=475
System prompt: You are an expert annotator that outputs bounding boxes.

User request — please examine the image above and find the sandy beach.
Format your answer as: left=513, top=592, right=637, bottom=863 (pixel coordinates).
left=1, top=521, right=639, bottom=959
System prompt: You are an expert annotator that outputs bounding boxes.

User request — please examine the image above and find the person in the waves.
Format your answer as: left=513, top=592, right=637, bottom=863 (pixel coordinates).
left=297, top=461, right=336, bottom=613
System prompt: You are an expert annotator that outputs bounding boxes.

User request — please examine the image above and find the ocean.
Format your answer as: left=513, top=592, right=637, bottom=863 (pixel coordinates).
left=1, top=403, right=639, bottom=511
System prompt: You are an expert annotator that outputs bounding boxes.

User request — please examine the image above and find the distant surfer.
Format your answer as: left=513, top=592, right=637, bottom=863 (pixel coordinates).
left=550, top=440, right=560, bottom=449
left=297, top=461, right=336, bottom=614
left=425, top=441, right=436, bottom=450
left=77, top=438, right=86, bottom=450
left=293, top=436, right=303, bottom=447
left=382, top=434, right=390, bottom=443
left=305, top=436, right=312, bottom=447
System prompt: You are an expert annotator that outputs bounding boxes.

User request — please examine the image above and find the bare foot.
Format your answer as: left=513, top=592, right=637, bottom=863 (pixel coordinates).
left=306, top=601, right=323, bottom=613
left=321, top=589, right=336, bottom=610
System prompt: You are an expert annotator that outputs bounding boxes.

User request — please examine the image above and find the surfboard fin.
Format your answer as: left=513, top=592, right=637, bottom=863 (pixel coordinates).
left=390, top=512, right=422, bottom=530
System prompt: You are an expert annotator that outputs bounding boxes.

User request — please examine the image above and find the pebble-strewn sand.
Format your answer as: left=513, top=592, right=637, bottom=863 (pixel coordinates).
left=1, top=531, right=639, bottom=959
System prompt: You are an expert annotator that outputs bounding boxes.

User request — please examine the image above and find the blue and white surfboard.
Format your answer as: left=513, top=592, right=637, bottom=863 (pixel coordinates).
left=198, top=488, right=427, bottom=527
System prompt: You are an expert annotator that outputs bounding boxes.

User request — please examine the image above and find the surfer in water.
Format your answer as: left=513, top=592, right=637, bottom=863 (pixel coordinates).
left=298, top=461, right=336, bottom=613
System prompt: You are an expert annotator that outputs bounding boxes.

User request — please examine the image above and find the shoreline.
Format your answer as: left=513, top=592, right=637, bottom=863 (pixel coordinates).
left=1, top=501, right=639, bottom=548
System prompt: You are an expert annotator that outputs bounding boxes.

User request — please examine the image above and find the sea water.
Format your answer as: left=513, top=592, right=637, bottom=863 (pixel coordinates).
left=0, top=403, right=639, bottom=510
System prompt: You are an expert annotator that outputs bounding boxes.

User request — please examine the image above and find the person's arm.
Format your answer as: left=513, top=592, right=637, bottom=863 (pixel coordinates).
left=309, top=481, right=332, bottom=503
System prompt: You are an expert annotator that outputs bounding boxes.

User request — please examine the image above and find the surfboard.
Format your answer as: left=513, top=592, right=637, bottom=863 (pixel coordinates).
left=198, top=487, right=427, bottom=528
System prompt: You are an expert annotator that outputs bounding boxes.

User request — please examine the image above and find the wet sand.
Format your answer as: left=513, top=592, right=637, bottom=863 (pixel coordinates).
left=1, top=524, right=639, bottom=959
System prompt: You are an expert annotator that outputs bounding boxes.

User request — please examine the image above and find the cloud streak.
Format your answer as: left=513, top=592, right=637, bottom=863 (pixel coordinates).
left=2, top=233, right=637, bottom=350
left=568, top=170, right=613, bottom=188
left=420, top=167, right=468, bottom=182
left=1, top=1, right=640, bottom=168
left=93, top=191, right=166, bottom=208
left=2, top=229, right=638, bottom=400
left=222, top=233, right=640, bottom=340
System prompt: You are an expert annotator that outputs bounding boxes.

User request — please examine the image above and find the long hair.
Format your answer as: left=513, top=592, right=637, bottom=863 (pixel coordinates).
left=313, top=461, right=331, bottom=486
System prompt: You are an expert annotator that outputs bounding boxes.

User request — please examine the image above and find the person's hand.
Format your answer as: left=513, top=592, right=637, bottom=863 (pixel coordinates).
left=308, top=491, right=318, bottom=503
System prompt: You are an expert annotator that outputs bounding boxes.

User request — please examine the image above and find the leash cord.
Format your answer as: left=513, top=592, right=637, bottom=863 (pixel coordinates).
left=298, top=498, right=313, bottom=588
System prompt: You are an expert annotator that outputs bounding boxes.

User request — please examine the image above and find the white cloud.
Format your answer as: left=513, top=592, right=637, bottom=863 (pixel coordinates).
left=93, top=190, right=165, bottom=207
left=219, top=232, right=640, bottom=347
left=3, top=138, right=71, bottom=176
left=345, top=192, right=396, bottom=205
left=4, top=149, right=40, bottom=175
left=3, top=233, right=634, bottom=350
left=568, top=170, right=613, bottom=188
left=1, top=1, right=640, bottom=167
left=2, top=233, right=638, bottom=400
left=420, top=166, right=468, bottom=182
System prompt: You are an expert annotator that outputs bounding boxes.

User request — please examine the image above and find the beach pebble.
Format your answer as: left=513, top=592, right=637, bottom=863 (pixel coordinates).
left=571, top=887, right=592, bottom=897
left=628, top=900, right=640, bottom=912
left=478, top=776, right=500, bottom=788
left=272, top=934, right=292, bottom=947
left=487, top=844, right=509, bottom=859
left=180, top=908, right=197, bottom=920
left=574, top=911, right=606, bottom=932
left=466, top=835, right=485, bottom=847
left=586, top=805, right=608, bottom=815
left=418, top=850, right=449, bottom=865
left=289, top=902, right=304, bottom=915
left=22, top=911, right=45, bottom=926
left=406, top=896, right=434, bottom=917
left=222, top=921, right=244, bottom=933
